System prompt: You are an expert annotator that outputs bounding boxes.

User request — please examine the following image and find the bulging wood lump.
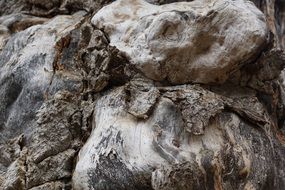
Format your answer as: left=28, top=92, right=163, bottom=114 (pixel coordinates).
left=92, top=0, right=269, bottom=84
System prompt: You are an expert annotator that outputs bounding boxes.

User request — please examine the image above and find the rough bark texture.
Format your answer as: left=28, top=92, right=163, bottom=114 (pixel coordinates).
left=0, top=0, right=285, bottom=189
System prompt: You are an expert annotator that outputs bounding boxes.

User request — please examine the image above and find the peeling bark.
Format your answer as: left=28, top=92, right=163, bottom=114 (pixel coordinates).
left=0, top=0, right=285, bottom=189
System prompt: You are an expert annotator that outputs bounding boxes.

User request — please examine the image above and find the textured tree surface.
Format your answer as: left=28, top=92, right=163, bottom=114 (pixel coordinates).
left=0, top=0, right=285, bottom=189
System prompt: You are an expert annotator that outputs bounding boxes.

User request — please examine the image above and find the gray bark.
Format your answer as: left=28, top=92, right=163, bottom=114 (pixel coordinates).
left=0, top=0, right=285, bottom=189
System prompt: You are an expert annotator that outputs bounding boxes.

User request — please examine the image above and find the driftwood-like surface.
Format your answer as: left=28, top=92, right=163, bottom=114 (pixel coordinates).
left=92, top=0, right=269, bottom=84
left=0, top=0, right=285, bottom=189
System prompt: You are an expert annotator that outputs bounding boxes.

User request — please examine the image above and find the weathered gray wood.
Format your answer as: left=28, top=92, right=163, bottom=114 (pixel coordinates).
left=0, top=0, right=285, bottom=189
